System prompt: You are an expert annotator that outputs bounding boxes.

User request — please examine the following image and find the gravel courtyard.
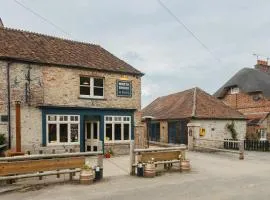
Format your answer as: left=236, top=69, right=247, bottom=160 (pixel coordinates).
left=1, top=151, right=270, bottom=200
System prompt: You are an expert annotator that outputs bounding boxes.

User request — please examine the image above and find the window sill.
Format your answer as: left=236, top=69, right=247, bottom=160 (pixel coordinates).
left=0, top=123, right=8, bottom=125
left=104, top=141, right=131, bottom=144
left=79, top=96, right=106, bottom=101
left=47, top=143, right=80, bottom=146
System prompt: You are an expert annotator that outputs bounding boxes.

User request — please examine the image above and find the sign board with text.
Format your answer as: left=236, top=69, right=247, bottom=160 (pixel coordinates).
left=116, top=80, right=132, bottom=97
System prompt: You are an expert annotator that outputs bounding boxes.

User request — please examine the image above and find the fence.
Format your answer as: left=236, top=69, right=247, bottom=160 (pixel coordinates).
left=224, top=139, right=270, bottom=152
left=0, top=151, right=103, bottom=182
left=194, top=138, right=244, bottom=160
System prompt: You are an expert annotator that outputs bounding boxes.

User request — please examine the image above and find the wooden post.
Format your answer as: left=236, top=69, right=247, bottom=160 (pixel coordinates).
left=239, top=139, right=244, bottom=160
left=130, top=140, right=135, bottom=175
left=15, top=101, right=21, bottom=152
left=69, top=149, right=73, bottom=180
left=97, top=141, right=103, bottom=169
left=39, top=150, right=43, bottom=180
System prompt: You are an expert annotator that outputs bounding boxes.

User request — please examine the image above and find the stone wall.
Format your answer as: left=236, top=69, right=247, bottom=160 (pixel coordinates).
left=0, top=62, right=8, bottom=138
left=191, top=119, right=246, bottom=148
left=0, top=60, right=142, bottom=153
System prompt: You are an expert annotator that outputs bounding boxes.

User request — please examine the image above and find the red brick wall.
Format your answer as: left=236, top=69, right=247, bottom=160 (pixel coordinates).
left=222, top=92, right=270, bottom=115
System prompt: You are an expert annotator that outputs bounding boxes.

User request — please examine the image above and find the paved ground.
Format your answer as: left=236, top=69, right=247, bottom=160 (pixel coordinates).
left=1, top=151, right=270, bottom=200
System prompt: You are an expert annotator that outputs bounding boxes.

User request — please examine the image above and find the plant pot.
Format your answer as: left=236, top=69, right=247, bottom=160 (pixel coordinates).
left=80, top=169, right=94, bottom=184
left=144, top=163, right=155, bottom=178
left=104, top=153, right=111, bottom=158
left=180, top=159, right=191, bottom=172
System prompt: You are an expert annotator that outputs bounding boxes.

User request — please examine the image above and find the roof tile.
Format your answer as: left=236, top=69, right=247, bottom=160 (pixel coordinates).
left=0, top=27, right=143, bottom=75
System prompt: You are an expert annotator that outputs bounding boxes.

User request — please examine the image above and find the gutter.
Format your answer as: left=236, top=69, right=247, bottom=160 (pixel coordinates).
left=6, top=62, right=12, bottom=149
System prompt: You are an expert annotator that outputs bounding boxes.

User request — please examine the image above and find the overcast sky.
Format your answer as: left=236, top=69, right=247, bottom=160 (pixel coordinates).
left=1, top=0, right=270, bottom=107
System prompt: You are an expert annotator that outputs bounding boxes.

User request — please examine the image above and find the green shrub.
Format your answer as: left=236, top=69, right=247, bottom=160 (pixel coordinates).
left=0, top=134, right=6, bottom=145
left=226, top=121, right=237, bottom=140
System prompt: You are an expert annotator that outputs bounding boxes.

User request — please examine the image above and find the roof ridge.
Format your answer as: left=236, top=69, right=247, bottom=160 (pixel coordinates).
left=0, top=26, right=99, bottom=47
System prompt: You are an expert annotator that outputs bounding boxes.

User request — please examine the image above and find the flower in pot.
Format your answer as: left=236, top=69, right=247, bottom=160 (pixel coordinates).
left=104, top=148, right=114, bottom=158
left=80, top=164, right=94, bottom=184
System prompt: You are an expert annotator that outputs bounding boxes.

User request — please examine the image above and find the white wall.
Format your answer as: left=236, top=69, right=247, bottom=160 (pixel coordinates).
left=190, top=119, right=246, bottom=148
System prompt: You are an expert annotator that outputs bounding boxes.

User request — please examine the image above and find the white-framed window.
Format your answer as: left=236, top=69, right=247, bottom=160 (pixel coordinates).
left=80, top=76, right=104, bottom=99
left=104, top=116, right=131, bottom=142
left=230, top=87, right=239, bottom=94
left=46, top=115, right=80, bottom=145
left=259, top=129, right=267, bottom=141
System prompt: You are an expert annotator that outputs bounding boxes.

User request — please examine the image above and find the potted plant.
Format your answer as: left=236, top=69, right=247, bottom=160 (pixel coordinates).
left=104, top=148, right=113, bottom=158
left=80, top=164, right=94, bottom=184
left=0, top=134, right=6, bottom=145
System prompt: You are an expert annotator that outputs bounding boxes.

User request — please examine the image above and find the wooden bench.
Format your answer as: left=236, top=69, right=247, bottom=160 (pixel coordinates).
left=0, top=152, right=103, bottom=182
left=130, top=142, right=187, bottom=175
left=138, top=150, right=184, bottom=169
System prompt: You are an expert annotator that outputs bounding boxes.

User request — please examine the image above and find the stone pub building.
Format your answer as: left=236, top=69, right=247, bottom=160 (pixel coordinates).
left=0, top=26, right=143, bottom=154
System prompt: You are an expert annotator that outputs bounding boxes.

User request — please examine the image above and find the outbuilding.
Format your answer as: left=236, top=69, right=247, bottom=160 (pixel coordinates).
left=142, top=87, right=246, bottom=146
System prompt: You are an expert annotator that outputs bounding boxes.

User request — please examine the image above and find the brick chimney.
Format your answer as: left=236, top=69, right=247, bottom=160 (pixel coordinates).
left=0, top=17, right=3, bottom=27
left=255, top=59, right=270, bottom=75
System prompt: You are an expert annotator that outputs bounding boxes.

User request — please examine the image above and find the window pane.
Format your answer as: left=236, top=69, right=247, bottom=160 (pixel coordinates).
left=93, top=122, right=98, bottom=139
left=94, top=78, right=103, bottom=87
left=60, top=116, right=68, bottom=121
left=60, top=124, right=68, bottom=142
left=80, top=77, right=90, bottom=85
left=70, top=124, right=79, bottom=142
left=48, top=115, right=56, bottom=121
left=115, top=123, right=122, bottom=140
left=106, top=124, right=112, bottom=141
left=114, top=116, right=121, bottom=121
left=105, top=116, right=112, bottom=121
left=48, top=124, right=57, bottom=143
left=124, top=124, right=130, bottom=140
left=80, top=86, right=90, bottom=96
left=94, top=87, right=103, bottom=96
left=87, top=123, right=91, bottom=139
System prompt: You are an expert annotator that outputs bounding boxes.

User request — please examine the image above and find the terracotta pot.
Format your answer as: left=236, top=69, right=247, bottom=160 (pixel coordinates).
left=180, top=160, right=191, bottom=172
left=104, top=153, right=111, bottom=158
left=80, top=169, right=94, bottom=184
left=144, top=163, right=156, bottom=178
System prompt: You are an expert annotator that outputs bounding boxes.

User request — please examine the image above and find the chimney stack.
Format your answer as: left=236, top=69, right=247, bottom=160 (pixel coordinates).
left=0, top=17, right=3, bottom=27
left=255, top=59, right=270, bottom=75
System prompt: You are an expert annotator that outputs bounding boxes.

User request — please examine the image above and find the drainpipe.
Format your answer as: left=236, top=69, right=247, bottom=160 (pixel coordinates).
left=7, top=62, right=12, bottom=149
left=15, top=101, right=21, bottom=152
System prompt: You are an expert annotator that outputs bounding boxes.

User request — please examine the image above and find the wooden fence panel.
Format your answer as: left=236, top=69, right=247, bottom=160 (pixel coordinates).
left=0, top=157, right=84, bottom=176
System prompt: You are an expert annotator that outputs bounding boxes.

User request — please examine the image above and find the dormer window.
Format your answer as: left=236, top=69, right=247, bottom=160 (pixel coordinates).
left=230, top=87, right=239, bottom=94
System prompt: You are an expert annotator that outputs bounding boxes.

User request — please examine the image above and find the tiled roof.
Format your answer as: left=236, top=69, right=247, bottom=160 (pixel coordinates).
left=0, top=27, right=143, bottom=75
left=246, top=113, right=269, bottom=126
left=142, top=87, right=245, bottom=120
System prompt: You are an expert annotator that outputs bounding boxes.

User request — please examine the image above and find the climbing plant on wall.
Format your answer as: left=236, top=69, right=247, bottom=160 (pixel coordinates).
left=226, top=121, right=238, bottom=140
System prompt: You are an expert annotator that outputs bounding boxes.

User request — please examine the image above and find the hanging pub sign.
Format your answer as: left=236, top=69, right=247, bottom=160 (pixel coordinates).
left=116, top=80, right=132, bottom=97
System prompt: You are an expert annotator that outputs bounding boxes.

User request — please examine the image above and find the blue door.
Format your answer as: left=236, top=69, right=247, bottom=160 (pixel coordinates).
left=150, top=122, right=160, bottom=142
left=168, top=121, right=177, bottom=143
left=168, top=120, right=188, bottom=144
